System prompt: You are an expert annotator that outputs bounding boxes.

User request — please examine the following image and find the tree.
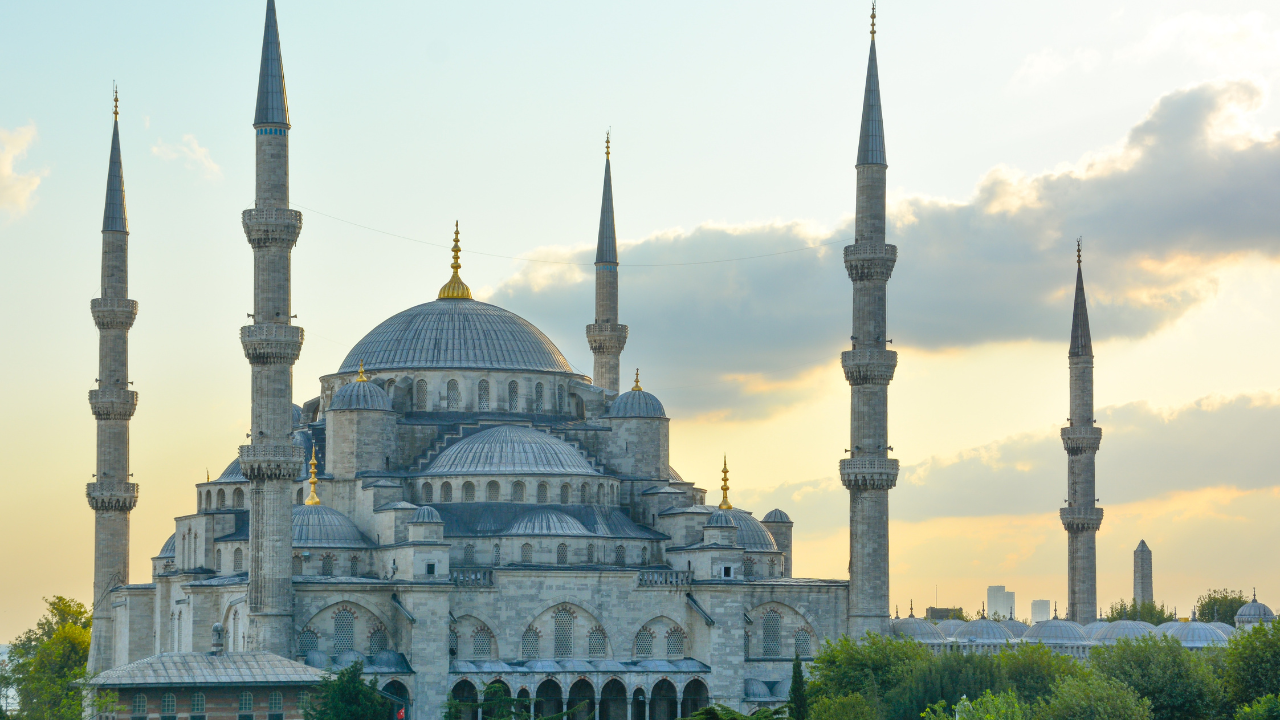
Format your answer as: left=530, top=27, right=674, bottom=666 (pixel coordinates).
left=1034, top=673, right=1152, bottom=720
left=3, top=596, right=107, bottom=720
left=810, top=694, right=875, bottom=720
left=1197, top=590, right=1249, bottom=628
left=999, top=643, right=1080, bottom=704
left=1235, top=696, right=1280, bottom=720
left=1089, top=634, right=1222, bottom=720
left=807, top=633, right=931, bottom=704
left=689, top=705, right=780, bottom=720
left=305, top=661, right=390, bottom=720
left=789, top=654, right=808, bottom=720
left=884, top=650, right=1011, bottom=720
left=1106, top=600, right=1177, bottom=626
left=1224, top=621, right=1280, bottom=706
left=920, top=689, right=1031, bottom=720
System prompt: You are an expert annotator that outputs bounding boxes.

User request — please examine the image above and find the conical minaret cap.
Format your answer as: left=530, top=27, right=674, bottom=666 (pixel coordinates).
left=103, top=89, right=128, bottom=233
left=856, top=8, right=886, bottom=166
left=254, top=0, right=290, bottom=127
left=595, top=133, right=618, bottom=264
left=1069, top=243, right=1093, bottom=357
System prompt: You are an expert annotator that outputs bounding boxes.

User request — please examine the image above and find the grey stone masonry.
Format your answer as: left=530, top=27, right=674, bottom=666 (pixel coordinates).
left=1061, top=259, right=1102, bottom=625
left=586, top=147, right=627, bottom=392
left=243, top=0, right=303, bottom=656
left=843, top=34, right=896, bottom=638
left=1134, top=540, right=1153, bottom=605
left=88, top=107, right=139, bottom=675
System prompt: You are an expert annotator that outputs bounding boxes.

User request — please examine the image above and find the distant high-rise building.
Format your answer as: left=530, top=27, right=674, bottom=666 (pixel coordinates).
left=1031, top=599, right=1051, bottom=623
left=987, top=586, right=1016, bottom=619
left=1134, top=540, right=1153, bottom=605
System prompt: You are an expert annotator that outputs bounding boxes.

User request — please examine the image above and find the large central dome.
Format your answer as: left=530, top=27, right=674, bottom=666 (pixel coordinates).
left=338, top=298, right=573, bottom=374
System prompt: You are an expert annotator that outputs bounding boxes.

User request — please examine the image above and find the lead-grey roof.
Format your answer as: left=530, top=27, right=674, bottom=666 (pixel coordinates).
left=935, top=619, right=965, bottom=638
left=329, top=381, right=392, bottom=411
left=102, top=118, right=127, bottom=232
left=1069, top=264, right=1093, bottom=357
left=157, top=534, right=176, bottom=558
left=1209, top=622, right=1236, bottom=638
left=424, top=425, right=600, bottom=477
left=254, top=0, right=290, bottom=127
left=1236, top=599, right=1275, bottom=621
left=292, top=504, right=375, bottom=548
left=1001, top=619, right=1031, bottom=638
left=596, top=157, right=617, bottom=264
left=428, top=502, right=665, bottom=540
left=892, top=617, right=945, bottom=643
left=1093, top=620, right=1156, bottom=645
left=1083, top=620, right=1111, bottom=639
left=507, top=508, right=593, bottom=536
left=339, top=299, right=573, bottom=374
left=86, top=652, right=325, bottom=688
left=856, top=39, right=886, bottom=166
left=954, top=618, right=1014, bottom=643
left=605, top=389, right=666, bottom=418
left=690, top=506, right=776, bottom=552
left=706, top=510, right=735, bottom=528
left=1161, top=621, right=1228, bottom=648
left=762, top=509, right=792, bottom=523
left=409, top=505, right=443, bottom=524
left=1022, top=619, right=1087, bottom=644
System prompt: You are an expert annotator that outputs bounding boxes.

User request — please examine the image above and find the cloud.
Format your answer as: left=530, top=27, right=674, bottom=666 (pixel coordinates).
left=152, top=134, right=221, bottom=179
left=0, top=124, right=44, bottom=215
left=1009, top=47, right=1101, bottom=89
left=1119, top=11, right=1280, bottom=75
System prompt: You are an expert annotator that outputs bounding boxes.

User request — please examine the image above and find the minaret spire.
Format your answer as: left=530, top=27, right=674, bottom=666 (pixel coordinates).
left=87, top=90, right=140, bottom=673
left=254, top=0, right=289, bottom=128
left=586, top=133, right=629, bottom=393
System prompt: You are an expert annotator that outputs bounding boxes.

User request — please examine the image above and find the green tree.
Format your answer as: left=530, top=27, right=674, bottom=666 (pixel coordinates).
left=689, top=705, right=780, bottom=720
left=884, top=650, right=1010, bottom=720
left=1000, top=643, right=1080, bottom=704
left=1034, top=673, right=1152, bottom=720
left=1224, top=621, right=1280, bottom=706
left=1235, top=696, right=1280, bottom=720
left=1089, top=634, right=1222, bottom=720
left=1197, top=590, right=1249, bottom=628
left=1106, top=600, right=1177, bottom=626
left=305, top=661, right=390, bottom=720
left=810, top=694, right=875, bottom=720
left=920, top=689, right=1031, bottom=720
left=807, top=633, right=931, bottom=704
left=789, top=655, right=808, bottom=720
left=3, top=596, right=108, bottom=720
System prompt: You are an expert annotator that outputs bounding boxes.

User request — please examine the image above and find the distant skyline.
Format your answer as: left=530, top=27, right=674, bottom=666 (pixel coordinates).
left=2, top=0, right=1280, bottom=638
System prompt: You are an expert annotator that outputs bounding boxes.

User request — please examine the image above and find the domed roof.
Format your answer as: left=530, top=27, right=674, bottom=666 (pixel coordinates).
left=338, top=299, right=573, bottom=374
left=410, top=505, right=443, bottom=524
left=1161, top=621, right=1228, bottom=648
left=507, top=509, right=593, bottom=537
left=707, top=510, right=736, bottom=528
left=292, top=505, right=375, bottom=549
left=424, top=425, right=600, bottom=477
left=1236, top=596, right=1275, bottom=623
left=1094, top=620, right=1156, bottom=645
left=954, top=618, right=1014, bottom=644
left=892, top=617, right=946, bottom=643
left=157, top=534, right=176, bottom=558
left=605, top=390, right=666, bottom=418
left=935, top=619, right=965, bottom=638
left=1083, top=620, right=1110, bottom=639
left=304, top=650, right=330, bottom=669
left=1209, top=622, right=1236, bottom=638
left=1156, top=621, right=1182, bottom=633
left=762, top=509, right=792, bottom=523
left=693, top=506, right=778, bottom=552
left=1001, top=619, right=1030, bottom=638
left=215, top=458, right=248, bottom=483
left=1023, top=619, right=1087, bottom=644
left=334, top=650, right=365, bottom=669
left=329, top=380, right=392, bottom=411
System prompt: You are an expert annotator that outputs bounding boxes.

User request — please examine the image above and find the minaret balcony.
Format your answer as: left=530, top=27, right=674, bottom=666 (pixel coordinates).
left=840, top=457, right=899, bottom=490
left=842, top=349, right=898, bottom=386
left=1059, top=506, right=1104, bottom=532
left=1060, top=426, right=1102, bottom=455
left=238, top=444, right=306, bottom=481
left=585, top=323, right=629, bottom=354
left=88, top=389, right=138, bottom=420
left=90, top=298, right=138, bottom=330
left=240, top=324, right=304, bottom=365
left=844, top=243, right=898, bottom=282
left=242, top=208, right=302, bottom=249
left=86, top=481, right=139, bottom=512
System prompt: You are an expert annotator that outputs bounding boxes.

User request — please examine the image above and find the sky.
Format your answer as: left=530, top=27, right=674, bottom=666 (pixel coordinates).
left=1, top=0, right=1279, bottom=638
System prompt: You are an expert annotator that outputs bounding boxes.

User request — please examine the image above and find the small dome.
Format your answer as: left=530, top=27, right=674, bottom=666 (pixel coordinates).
left=605, top=390, right=666, bottom=418
left=334, top=650, right=365, bottom=668
left=706, top=510, right=736, bottom=528
left=425, top=425, right=599, bottom=477
left=954, top=618, right=1014, bottom=643
left=1083, top=620, right=1110, bottom=639
left=892, top=617, right=946, bottom=643
left=292, top=505, right=375, bottom=548
left=762, top=509, right=792, bottom=523
left=1236, top=597, right=1275, bottom=624
left=157, top=534, right=176, bottom=558
left=1156, top=621, right=1182, bottom=633
left=1001, top=619, right=1030, bottom=638
left=329, top=381, right=392, bottom=411
left=1162, top=621, right=1228, bottom=648
left=304, top=650, right=330, bottom=668
left=1022, top=619, right=1087, bottom=644
left=935, top=619, right=966, bottom=639
left=507, top=509, right=593, bottom=537
left=1209, top=622, right=1236, bottom=638
left=693, top=506, right=777, bottom=552
left=215, top=458, right=248, bottom=483
left=372, top=650, right=403, bottom=669
left=1094, top=620, right=1156, bottom=645
left=410, top=505, right=443, bottom=524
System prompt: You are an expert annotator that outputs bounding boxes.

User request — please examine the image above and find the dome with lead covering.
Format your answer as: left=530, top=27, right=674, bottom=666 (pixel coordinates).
left=507, top=509, right=593, bottom=537
left=1161, top=620, right=1228, bottom=648
left=706, top=510, right=736, bottom=528
left=1001, top=619, right=1030, bottom=638
left=762, top=509, right=792, bottom=523
left=1022, top=619, right=1087, bottom=644
left=605, top=389, right=666, bottom=418
left=329, top=380, right=392, bottom=411
left=410, top=505, right=443, bottom=524
left=954, top=618, right=1014, bottom=644
left=157, top=534, right=176, bottom=558
left=892, top=617, right=946, bottom=643
left=1094, top=620, right=1156, bottom=645
left=424, top=425, right=600, bottom=477
left=692, top=507, right=777, bottom=552
left=935, top=619, right=965, bottom=638
left=292, top=505, right=375, bottom=548
left=1083, top=620, right=1110, bottom=639
left=1209, top=622, right=1236, bottom=638
left=1236, top=594, right=1275, bottom=626
left=339, top=299, right=573, bottom=374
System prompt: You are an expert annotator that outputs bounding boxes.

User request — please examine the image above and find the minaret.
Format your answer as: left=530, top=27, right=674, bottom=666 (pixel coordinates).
left=1060, top=241, right=1103, bottom=625
left=86, top=88, right=140, bottom=674
left=841, top=4, right=897, bottom=638
left=241, top=0, right=304, bottom=656
left=585, top=133, right=628, bottom=393
left=1134, top=540, right=1153, bottom=606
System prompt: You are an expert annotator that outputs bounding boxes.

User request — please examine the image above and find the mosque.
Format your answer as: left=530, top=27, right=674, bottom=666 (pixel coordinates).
left=81, top=2, right=905, bottom=718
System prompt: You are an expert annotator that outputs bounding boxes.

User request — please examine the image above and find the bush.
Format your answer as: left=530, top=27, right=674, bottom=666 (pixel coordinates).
left=921, top=689, right=1031, bottom=720
left=1106, top=600, right=1177, bottom=626
left=306, top=661, right=391, bottom=720
left=810, top=694, right=876, bottom=720
left=1000, top=643, right=1080, bottom=703
left=1034, top=673, right=1152, bottom=720
left=1089, top=634, right=1222, bottom=720
left=1225, top=622, right=1280, bottom=707
left=1235, top=695, right=1280, bottom=720
left=884, top=650, right=1011, bottom=720
left=807, top=634, right=931, bottom=703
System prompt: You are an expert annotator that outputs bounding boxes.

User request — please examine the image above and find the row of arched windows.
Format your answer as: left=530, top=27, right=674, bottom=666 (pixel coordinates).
left=419, top=479, right=617, bottom=505
left=392, top=377, right=568, bottom=414
left=462, top=542, right=647, bottom=566
left=132, top=692, right=209, bottom=714
left=743, top=556, right=780, bottom=578
left=200, top=487, right=244, bottom=511
left=291, top=553, right=360, bottom=577
left=451, top=610, right=697, bottom=662
left=746, top=609, right=814, bottom=658
left=214, top=547, right=244, bottom=573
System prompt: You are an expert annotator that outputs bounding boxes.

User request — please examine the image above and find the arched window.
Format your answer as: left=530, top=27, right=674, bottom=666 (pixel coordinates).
left=588, top=626, right=607, bottom=658
left=557, top=385, right=565, bottom=413
left=560, top=484, right=570, bottom=504
left=321, top=555, right=334, bottom=576
left=269, top=691, right=283, bottom=712
left=238, top=692, right=253, bottom=712
left=447, top=379, right=460, bottom=410
left=298, top=630, right=319, bottom=654
left=512, top=481, right=525, bottom=502
left=233, top=488, right=244, bottom=508
left=333, top=609, right=355, bottom=652
left=441, top=482, right=453, bottom=502
left=610, top=485, right=617, bottom=505
left=473, top=628, right=494, bottom=659
left=587, top=544, right=595, bottom=563
left=615, top=545, right=626, bottom=566
left=230, top=611, right=238, bottom=652
left=215, top=549, right=222, bottom=571
left=521, top=543, right=533, bottom=564
left=641, top=547, right=649, bottom=565
left=463, top=544, right=476, bottom=565
left=415, top=379, right=428, bottom=410
left=369, top=628, right=388, bottom=654
left=762, top=609, right=782, bottom=657
left=553, top=607, right=573, bottom=658
left=596, top=484, right=603, bottom=504
left=169, top=613, right=176, bottom=652
left=521, top=627, right=540, bottom=659
left=493, top=544, right=501, bottom=566
left=744, top=558, right=755, bottom=577
left=795, top=628, right=812, bottom=658
left=161, top=693, right=176, bottom=713
left=296, top=487, right=304, bottom=504
left=487, top=480, right=500, bottom=502
left=557, top=543, right=569, bottom=565
left=768, top=558, right=776, bottom=577
left=204, top=490, right=211, bottom=509
left=534, top=383, right=544, bottom=412
left=744, top=631, right=751, bottom=657
left=349, top=556, right=359, bottom=576
left=176, top=611, right=183, bottom=651
left=132, top=694, right=147, bottom=714
left=233, top=548, right=244, bottom=572
left=191, top=692, right=205, bottom=713
left=478, top=379, right=490, bottom=411
left=579, top=484, right=589, bottom=504
left=508, top=381, right=519, bottom=411
left=634, top=628, right=654, bottom=657
left=385, top=379, right=396, bottom=404
left=421, top=482, right=433, bottom=503
left=537, top=483, right=548, bottom=503
left=217, top=489, right=226, bottom=508
left=667, top=627, right=686, bottom=658
left=292, top=555, right=303, bottom=575
left=462, top=481, right=475, bottom=502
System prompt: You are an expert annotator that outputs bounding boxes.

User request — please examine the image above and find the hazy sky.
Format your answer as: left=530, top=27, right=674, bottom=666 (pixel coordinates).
left=2, top=0, right=1279, bottom=638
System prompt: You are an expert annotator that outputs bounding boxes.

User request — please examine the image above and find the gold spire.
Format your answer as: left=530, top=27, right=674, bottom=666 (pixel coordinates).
left=113, top=83, right=119, bottom=120
left=356, top=360, right=368, bottom=382
left=438, top=221, right=473, bottom=299
left=870, top=2, right=876, bottom=39
left=305, top=447, right=322, bottom=505
left=1077, top=236, right=1082, bottom=266
left=606, top=131, right=611, bottom=160
left=718, top=456, right=733, bottom=510
left=632, top=368, right=642, bottom=391
left=206, top=469, right=210, bottom=482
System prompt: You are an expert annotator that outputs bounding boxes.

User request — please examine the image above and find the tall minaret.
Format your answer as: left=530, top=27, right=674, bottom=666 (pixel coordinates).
left=241, top=0, right=304, bottom=656
left=841, top=4, right=896, bottom=638
left=585, top=133, right=628, bottom=393
left=1061, top=241, right=1103, bottom=625
left=87, top=89, right=140, bottom=674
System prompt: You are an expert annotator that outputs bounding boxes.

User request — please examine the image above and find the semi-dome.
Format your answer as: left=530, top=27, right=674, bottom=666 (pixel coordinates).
left=892, top=617, right=945, bottom=643
left=762, top=509, right=792, bottom=523
left=409, top=505, right=443, bottom=524
left=953, top=618, right=1014, bottom=644
left=1022, top=619, right=1087, bottom=644
left=1001, top=619, right=1030, bottom=638
left=693, top=506, right=777, bottom=552
left=507, top=509, right=593, bottom=537
left=605, top=389, right=666, bottom=418
left=329, top=380, right=392, bottom=411
left=338, top=299, right=573, bottom=374
left=157, top=534, right=176, bottom=558
left=935, top=619, right=965, bottom=639
left=1094, top=620, right=1156, bottom=645
left=424, top=425, right=600, bottom=477
left=1162, top=620, right=1228, bottom=648
left=292, top=505, right=375, bottom=549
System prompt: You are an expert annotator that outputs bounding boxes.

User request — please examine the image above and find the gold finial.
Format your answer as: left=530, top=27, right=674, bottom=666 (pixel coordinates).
left=718, top=455, right=733, bottom=510
left=1076, top=237, right=1082, bottom=266
left=870, top=2, right=876, bottom=39
left=356, top=360, right=368, bottom=382
left=305, top=447, right=322, bottom=505
left=206, top=469, right=210, bottom=482
left=605, top=131, right=611, bottom=160
left=632, top=368, right=642, bottom=392
left=113, top=83, right=119, bottom=120
left=437, top=220, right=473, bottom=299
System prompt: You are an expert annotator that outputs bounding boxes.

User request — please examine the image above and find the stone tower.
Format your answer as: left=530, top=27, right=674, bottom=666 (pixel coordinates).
left=585, top=134, right=628, bottom=393
left=1060, top=246, right=1103, bottom=625
left=241, top=0, right=305, bottom=656
left=86, top=90, right=140, bottom=675
left=841, top=7, right=897, bottom=638
left=1134, top=539, right=1153, bottom=605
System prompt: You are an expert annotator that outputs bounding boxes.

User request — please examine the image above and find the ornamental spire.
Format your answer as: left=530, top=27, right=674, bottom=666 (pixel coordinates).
left=438, top=221, right=473, bottom=299
left=305, top=447, right=321, bottom=505
left=254, top=0, right=290, bottom=127
left=856, top=4, right=886, bottom=167
left=632, top=369, right=642, bottom=391
left=103, top=90, right=128, bottom=233
left=1069, top=238, right=1093, bottom=357
left=718, top=456, right=733, bottom=510
left=595, top=135, right=618, bottom=264
left=356, top=360, right=368, bottom=381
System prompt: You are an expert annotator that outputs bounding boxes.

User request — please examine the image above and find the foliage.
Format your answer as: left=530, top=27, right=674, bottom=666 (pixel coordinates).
left=1033, top=673, right=1152, bottom=720
left=689, top=705, right=780, bottom=720
left=999, top=643, right=1080, bottom=704
left=807, top=633, right=931, bottom=704
left=1106, top=600, right=1177, bottom=626
left=305, top=661, right=391, bottom=720
left=810, top=694, right=875, bottom=720
left=789, top=654, right=808, bottom=720
left=440, top=682, right=592, bottom=720
left=1224, top=621, right=1280, bottom=707
left=2, top=596, right=112, bottom=720
left=1197, top=590, right=1249, bottom=628
left=884, top=650, right=1011, bottom=720
left=1235, top=695, right=1280, bottom=720
left=921, top=689, right=1032, bottom=720
left=1088, top=634, right=1222, bottom=720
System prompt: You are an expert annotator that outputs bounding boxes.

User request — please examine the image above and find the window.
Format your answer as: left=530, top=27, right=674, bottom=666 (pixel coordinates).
left=421, top=482, right=433, bottom=503
left=667, top=627, right=686, bottom=658
left=508, top=380, right=519, bottom=411
left=596, top=484, right=603, bottom=504
left=426, top=563, right=436, bottom=576
left=170, top=612, right=176, bottom=652
left=473, top=628, right=494, bottom=659
left=762, top=609, right=782, bottom=657
left=580, top=484, right=589, bottom=504
left=768, top=558, right=776, bottom=577
left=744, top=558, right=755, bottom=577
left=449, top=628, right=458, bottom=655
left=615, top=545, right=626, bottom=566
left=239, top=691, right=254, bottom=712
left=161, top=692, right=176, bottom=713
left=204, top=490, right=211, bottom=509
left=557, top=543, right=568, bottom=565
left=487, top=480, right=500, bottom=502
left=722, top=566, right=733, bottom=578
left=462, top=482, right=475, bottom=502
left=233, top=488, right=244, bottom=508
left=192, top=692, right=206, bottom=713
left=334, top=609, right=354, bottom=652
left=349, top=556, right=359, bottom=576
left=177, top=611, right=183, bottom=650
left=217, top=489, right=226, bottom=508
left=463, top=544, right=475, bottom=565
left=231, top=611, right=238, bottom=652
left=234, top=547, right=244, bottom=572
left=744, top=631, right=751, bottom=657
left=534, top=383, right=544, bottom=412
left=478, top=379, right=490, bottom=411
left=415, top=379, right=428, bottom=410
left=795, top=629, right=812, bottom=658
left=298, top=692, right=311, bottom=711
left=554, top=607, right=573, bottom=658
left=321, top=555, right=334, bottom=576
left=512, top=481, right=525, bottom=502
left=132, top=694, right=147, bottom=714
left=493, top=544, right=501, bottom=566
left=447, top=379, right=460, bottom=410
left=521, top=543, right=533, bottom=564
left=216, top=549, right=222, bottom=571
left=292, top=555, right=303, bottom=575
left=641, top=547, right=649, bottom=565
left=560, top=484, right=570, bottom=504
left=269, top=692, right=283, bottom=711
left=441, top=482, right=452, bottom=502
left=537, top=483, right=548, bottom=503
left=634, top=628, right=654, bottom=657
left=587, top=544, right=595, bottom=563
left=521, top=627, right=540, bottom=659
left=298, top=630, right=319, bottom=654
left=296, top=487, right=304, bottom=504
left=370, top=628, right=388, bottom=653
left=557, top=385, right=565, bottom=413
left=588, top=627, right=607, bottom=658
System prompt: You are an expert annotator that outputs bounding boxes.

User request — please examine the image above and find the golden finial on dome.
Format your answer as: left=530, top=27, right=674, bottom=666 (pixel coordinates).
left=305, top=447, right=322, bottom=505
left=438, top=221, right=473, bottom=299
left=718, top=455, right=733, bottom=510
left=356, top=360, right=368, bottom=382
left=113, top=83, right=119, bottom=120
left=870, top=1, right=877, bottom=39
left=1076, top=236, right=1082, bottom=267
left=632, top=368, right=642, bottom=392
left=606, top=131, right=611, bottom=160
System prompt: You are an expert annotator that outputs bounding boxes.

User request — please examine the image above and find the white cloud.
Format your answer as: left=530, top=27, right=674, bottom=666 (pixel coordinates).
left=0, top=124, right=44, bottom=216
left=1009, top=47, right=1101, bottom=90
left=1119, top=11, right=1280, bottom=75
left=151, top=134, right=221, bottom=179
